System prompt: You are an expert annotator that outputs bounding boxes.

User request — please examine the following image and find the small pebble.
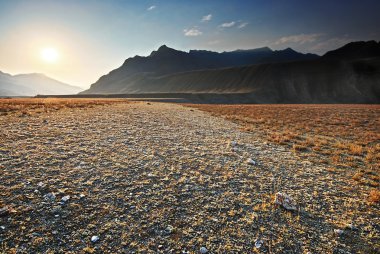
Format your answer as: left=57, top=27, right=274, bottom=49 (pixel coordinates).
left=247, top=158, right=256, bottom=165
left=346, top=223, right=358, bottom=230
left=44, top=193, right=56, bottom=201
left=164, top=225, right=174, bottom=234
left=91, top=235, right=99, bottom=243
left=334, top=229, right=344, bottom=236
left=0, top=226, right=5, bottom=230
left=61, top=195, right=70, bottom=202
left=255, top=238, right=263, bottom=248
left=200, top=247, right=208, bottom=253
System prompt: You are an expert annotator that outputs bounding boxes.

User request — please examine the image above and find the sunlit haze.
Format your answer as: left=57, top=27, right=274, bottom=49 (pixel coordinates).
left=0, top=0, right=379, bottom=88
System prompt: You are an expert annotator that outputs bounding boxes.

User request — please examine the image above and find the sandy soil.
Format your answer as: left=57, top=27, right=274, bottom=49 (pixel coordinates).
left=0, top=102, right=379, bottom=253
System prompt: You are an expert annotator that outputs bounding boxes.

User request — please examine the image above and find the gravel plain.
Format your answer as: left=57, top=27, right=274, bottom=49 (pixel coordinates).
left=0, top=102, right=379, bottom=253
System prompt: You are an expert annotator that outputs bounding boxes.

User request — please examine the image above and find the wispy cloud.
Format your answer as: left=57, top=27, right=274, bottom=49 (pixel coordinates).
left=147, top=5, right=156, bottom=11
left=202, top=14, right=212, bottom=22
left=220, top=21, right=236, bottom=28
left=275, top=33, right=322, bottom=45
left=184, top=27, right=202, bottom=37
left=238, top=22, right=249, bottom=29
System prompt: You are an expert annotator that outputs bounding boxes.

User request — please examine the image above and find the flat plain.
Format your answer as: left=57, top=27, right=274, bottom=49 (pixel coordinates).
left=0, top=99, right=379, bottom=253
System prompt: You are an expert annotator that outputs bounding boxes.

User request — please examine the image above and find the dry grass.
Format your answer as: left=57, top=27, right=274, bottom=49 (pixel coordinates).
left=368, top=189, right=380, bottom=204
left=0, top=98, right=128, bottom=116
left=186, top=104, right=380, bottom=189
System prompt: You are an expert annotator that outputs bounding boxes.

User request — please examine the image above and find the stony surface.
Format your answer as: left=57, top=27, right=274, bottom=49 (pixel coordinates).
left=0, top=102, right=379, bottom=253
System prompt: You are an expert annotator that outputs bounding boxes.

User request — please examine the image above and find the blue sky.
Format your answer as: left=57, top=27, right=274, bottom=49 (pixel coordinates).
left=0, top=0, right=379, bottom=88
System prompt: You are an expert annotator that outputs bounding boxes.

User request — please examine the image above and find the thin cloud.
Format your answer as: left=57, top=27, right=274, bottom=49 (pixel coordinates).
left=147, top=5, right=156, bottom=11
left=202, top=14, right=212, bottom=22
left=275, top=33, right=322, bottom=45
left=184, top=27, right=202, bottom=37
left=238, top=22, right=249, bottom=29
left=220, top=21, right=236, bottom=28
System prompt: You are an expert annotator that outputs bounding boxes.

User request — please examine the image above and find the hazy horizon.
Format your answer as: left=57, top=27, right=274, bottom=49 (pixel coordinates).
left=1, top=0, right=379, bottom=89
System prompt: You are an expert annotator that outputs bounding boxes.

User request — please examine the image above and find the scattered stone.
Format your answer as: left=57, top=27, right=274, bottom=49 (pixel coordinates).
left=334, top=229, right=344, bottom=236
left=0, top=207, right=9, bottom=217
left=164, top=225, right=174, bottom=234
left=52, top=230, right=58, bottom=235
left=0, top=226, right=5, bottom=230
left=247, top=158, right=256, bottom=165
left=231, top=141, right=238, bottom=147
left=346, top=223, right=358, bottom=231
left=91, top=235, right=100, bottom=243
left=61, top=195, right=70, bottom=202
left=274, top=192, right=297, bottom=211
left=255, top=238, right=263, bottom=249
left=79, top=194, right=86, bottom=199
left=44, top=193, right=56, bottom=201
left=37, top=182, right=45, bottom=187
left=200, top=247, right=208, bottom=253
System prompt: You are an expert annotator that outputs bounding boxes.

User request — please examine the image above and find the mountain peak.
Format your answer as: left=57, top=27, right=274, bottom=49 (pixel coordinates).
left=150, top=45, right=182, bottom=57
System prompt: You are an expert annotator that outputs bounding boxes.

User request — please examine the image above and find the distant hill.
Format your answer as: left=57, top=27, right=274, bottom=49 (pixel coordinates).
left=81, top=41, right=380, bottom=103
left=0, top=72, right=82, bottom=96
left=83, top=45, right=319, bottom=94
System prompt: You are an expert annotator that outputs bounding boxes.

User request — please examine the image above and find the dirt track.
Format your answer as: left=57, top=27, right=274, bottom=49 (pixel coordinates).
left=0, top=102, right=379, bottom=253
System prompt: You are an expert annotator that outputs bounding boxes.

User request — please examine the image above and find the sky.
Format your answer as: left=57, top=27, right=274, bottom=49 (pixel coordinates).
left=0, top=0, right=379, bottom=89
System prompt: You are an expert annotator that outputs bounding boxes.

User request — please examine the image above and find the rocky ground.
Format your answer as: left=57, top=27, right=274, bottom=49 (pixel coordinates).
left=0, top=102, right=379, bottom=253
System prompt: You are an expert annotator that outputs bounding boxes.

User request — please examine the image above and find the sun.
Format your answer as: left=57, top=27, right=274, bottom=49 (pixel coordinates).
left=41, top=47, right=59, bottom=63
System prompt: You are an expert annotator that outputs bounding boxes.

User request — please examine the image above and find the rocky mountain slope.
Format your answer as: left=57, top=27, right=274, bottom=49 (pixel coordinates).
left=0, top=72, right=82, bottom=96
left=83, top=45, right=318, bottom=94
left=82, top=41, right=380, bottom=103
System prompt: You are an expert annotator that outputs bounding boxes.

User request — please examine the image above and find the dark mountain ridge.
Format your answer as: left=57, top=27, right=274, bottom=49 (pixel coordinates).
left=86, top=45, right=319, bottom=94
left=82, top=41, right=380, bottom=103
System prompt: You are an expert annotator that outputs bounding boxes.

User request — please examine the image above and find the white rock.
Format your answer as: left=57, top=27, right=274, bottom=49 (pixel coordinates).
left=334, top=229, right=344, bottom=236
left=79, top=194, right=86, bottom=198
left=200, top=247, right=208, bottom=253
left=247, top=158, right=256, bottom=165
left=61, top=195, right=70, bottom=202
left=231, top=141, right=238, bottom=147
left=0, top=226, right=5, bottom=230
left=91, top=235, right=100, bottom=243
left=346, top=223, right=358, bottom=230
left=274, top=192, right=297, bottom=211
left=165, top=225, right=174, bottom=234
left=44, top=193, right=56, bottom=201
left=255, top=238, right=263, bottom=248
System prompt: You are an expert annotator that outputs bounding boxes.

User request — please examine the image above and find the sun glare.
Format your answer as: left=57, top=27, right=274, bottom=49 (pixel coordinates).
left=41, top=47, right=59, bottom=63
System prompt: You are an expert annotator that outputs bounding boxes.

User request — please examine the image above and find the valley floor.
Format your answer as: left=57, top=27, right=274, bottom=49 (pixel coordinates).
left=0, top=101, right=379, bottom=253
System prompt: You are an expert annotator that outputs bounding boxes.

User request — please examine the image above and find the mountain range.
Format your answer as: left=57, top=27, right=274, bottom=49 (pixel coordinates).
left=0, top=72, right=82, bottom=97
left=82, top=41, right=380, bottom=103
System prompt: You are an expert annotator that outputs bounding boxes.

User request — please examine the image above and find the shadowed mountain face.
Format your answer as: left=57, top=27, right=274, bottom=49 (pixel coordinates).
left=0, top=72, right=82, bottom=96
left=82, top=41, right=380, bottom=103
left=84, top=45, right=318, bottom=94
